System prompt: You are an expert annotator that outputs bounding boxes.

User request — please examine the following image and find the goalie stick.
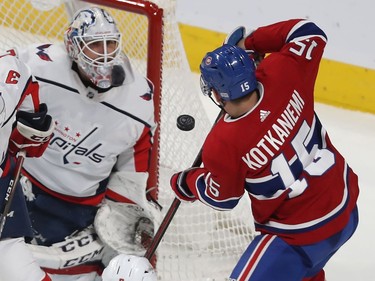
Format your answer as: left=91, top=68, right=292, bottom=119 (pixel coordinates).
left=0, top=150, right=26, bottom=238
left=144, top=110, right=224, bottom=260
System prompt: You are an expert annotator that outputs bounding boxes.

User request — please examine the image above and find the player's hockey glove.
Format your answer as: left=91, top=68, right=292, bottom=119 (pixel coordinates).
left=170, top=168, right=197, bottom=202
left=225, top=26, right=247, bottom=46
left=8, top=103, right=54, bottom=158
left=225, top=26, right=265, bottom=67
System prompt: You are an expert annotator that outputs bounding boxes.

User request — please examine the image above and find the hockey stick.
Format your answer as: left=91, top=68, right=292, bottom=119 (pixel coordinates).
left=0, top=150, right=26, bottom=238
left=144, top=110, right=224, bottom=260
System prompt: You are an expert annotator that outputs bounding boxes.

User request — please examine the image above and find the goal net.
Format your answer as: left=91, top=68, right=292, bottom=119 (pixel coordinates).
left=0, top=0, right=256, bottom=280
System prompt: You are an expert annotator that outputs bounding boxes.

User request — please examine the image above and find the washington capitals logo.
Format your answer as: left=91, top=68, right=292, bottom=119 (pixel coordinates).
left=36, top=44, right=52, bottom=61
left=140, top=91, right=152, bottom=101
left=140, top=79, right=154, bottom=101
left=49, top=126, right=105, bottom=165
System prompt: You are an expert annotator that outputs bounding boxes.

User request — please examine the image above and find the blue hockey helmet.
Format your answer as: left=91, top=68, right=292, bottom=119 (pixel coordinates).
left=200, top=44, right=257, bottom=101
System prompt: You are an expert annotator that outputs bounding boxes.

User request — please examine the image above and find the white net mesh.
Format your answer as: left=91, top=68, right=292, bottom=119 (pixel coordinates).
left=0, top=0, right=256, bottom=280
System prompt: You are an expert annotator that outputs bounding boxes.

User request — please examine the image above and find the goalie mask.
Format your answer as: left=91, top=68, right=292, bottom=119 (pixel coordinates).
left=102, top=254, right=157, bottom=281
left=64, top=7, right=123, bottom=89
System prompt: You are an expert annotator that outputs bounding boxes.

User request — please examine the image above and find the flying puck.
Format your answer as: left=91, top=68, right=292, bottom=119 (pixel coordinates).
left=177, top=114, right=195, bottom=131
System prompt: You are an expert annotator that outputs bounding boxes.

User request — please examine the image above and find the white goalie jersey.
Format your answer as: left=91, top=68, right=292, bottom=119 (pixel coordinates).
left=16, top=43, right=156, bottom=206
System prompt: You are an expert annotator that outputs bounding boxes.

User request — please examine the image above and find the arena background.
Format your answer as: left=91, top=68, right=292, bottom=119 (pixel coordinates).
left=8, top=0, right=375, bottom=113
left=175, top=0, right=375, bottom=114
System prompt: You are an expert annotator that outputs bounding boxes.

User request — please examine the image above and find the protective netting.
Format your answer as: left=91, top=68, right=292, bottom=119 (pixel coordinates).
left=0, top=1, right=256, bottom=280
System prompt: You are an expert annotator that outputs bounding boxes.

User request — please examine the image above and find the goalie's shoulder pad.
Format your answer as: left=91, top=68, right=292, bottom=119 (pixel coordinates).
left=0, top=238, right=51, bottom=281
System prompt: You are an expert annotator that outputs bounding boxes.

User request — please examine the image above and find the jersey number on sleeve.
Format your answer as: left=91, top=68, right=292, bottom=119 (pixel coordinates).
left=289, top=40, right=318, bottom=60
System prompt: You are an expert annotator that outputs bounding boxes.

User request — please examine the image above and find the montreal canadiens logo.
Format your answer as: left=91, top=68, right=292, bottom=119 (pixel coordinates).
left=205, top=56, right=212, bottom=65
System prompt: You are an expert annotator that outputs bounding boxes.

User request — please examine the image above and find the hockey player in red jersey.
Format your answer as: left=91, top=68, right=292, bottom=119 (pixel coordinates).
left=170, top=19, right=359, bottom=281
left=0, top=52, right=54, bottom=281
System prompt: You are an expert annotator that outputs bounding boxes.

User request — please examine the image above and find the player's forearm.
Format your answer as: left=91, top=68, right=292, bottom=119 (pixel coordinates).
left=244, top=19, right=307, bottom=53
left=171, top=167, right=243, bottom=210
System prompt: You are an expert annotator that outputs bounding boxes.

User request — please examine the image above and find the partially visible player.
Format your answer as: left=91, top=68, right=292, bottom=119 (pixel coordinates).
left=16, top=6, right=158, bottom=280
left=0, top=52, right=54, bottom=280
left=102, top=254, right=157, bottom=281
left=170, top=19, right=359, bottom=281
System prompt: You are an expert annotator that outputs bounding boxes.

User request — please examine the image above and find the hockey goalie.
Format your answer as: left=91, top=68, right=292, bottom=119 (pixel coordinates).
left=0, top=6, right=160, bottom=281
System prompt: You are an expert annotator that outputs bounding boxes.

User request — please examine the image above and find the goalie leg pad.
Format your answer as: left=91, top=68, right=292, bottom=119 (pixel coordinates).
left=0, top=237, right=50, bottom=281
left=27, top=225, right=106, bottom=271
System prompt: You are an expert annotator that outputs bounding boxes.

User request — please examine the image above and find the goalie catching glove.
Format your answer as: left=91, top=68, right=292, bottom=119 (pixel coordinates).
left=94, top=199, right=160, bottom=257
left=224, top=26, right=265, bottom=67
left=8, top=103, right=54, bottom=158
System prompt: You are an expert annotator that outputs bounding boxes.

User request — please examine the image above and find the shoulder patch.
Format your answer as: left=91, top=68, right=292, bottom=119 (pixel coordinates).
left=36, top=44, right=53, bottom=62
left=140, top=91, right=152, bottom=101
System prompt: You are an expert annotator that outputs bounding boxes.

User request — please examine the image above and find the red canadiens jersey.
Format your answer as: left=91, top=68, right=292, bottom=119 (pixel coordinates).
left=185, top=19, right=359, bottom=245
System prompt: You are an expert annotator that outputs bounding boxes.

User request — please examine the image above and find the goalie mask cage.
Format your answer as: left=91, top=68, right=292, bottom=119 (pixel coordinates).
left=0, top=0, right=256, bottom=280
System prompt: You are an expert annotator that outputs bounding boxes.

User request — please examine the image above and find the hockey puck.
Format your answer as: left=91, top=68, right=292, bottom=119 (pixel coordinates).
left=177, top=114, right=195, bottom=131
